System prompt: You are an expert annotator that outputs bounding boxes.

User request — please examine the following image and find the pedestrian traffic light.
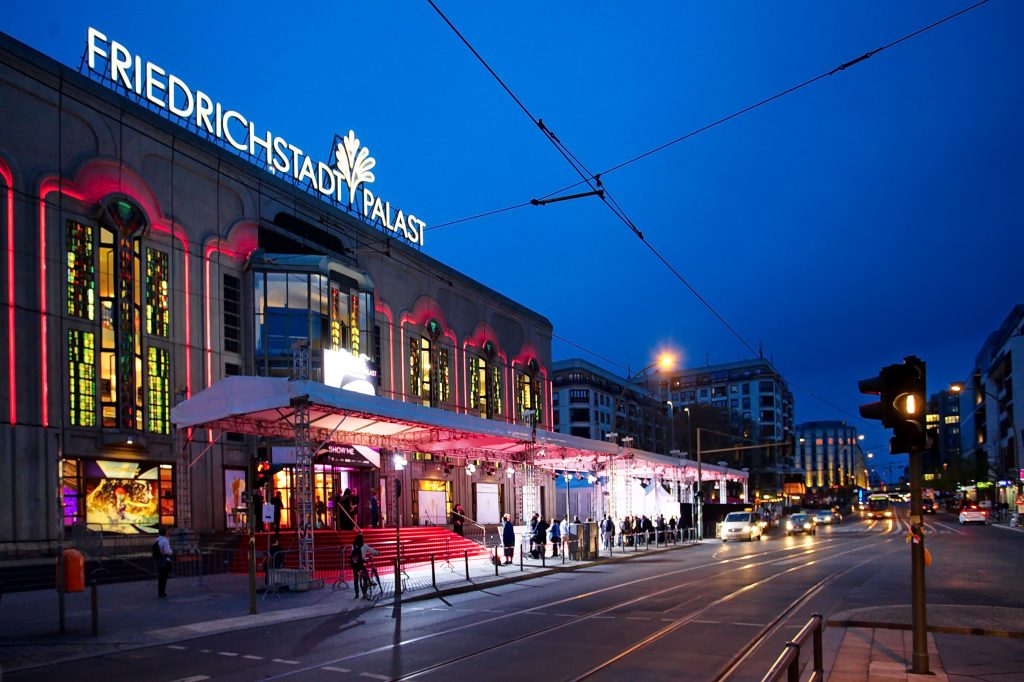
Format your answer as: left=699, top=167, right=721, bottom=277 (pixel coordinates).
left=858, top=356, right=927, bottom=455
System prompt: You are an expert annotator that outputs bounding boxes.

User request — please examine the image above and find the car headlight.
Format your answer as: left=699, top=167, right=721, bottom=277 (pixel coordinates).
left=885, top=511, right=892, bottom=517
left=803, top=523, right=811, bottom=529
left=786, top=521, right=793, bottom=529
left=742, top=525, right=751, bottom=533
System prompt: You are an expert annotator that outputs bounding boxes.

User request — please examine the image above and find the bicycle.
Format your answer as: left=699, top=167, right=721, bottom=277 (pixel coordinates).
left=357, top=557, right=383, bottom=600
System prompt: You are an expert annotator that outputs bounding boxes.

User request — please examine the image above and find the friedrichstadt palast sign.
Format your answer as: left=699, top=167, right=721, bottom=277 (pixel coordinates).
left=84, top=28, right=427, bottom=246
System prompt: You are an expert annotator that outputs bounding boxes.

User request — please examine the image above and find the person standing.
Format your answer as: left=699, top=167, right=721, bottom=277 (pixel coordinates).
left=501, top=514, right=516, bottom=565
left=252, top=489, right=265, bottom=532
left=339, top=489, right=355, bottom=531
left=332, top=491, right=343, bottom=530
left=560, top=517, right=571, bottom=558
left=533, top=516, right=548, bottom=559
left=155, top=527, right=173, bottom=598
left=452, top=503, right=465, bottom=536
left=549, top=517, right=561, bottom=557
left=272, top=491, right=284, bottom=532
left=370, top=492, right=380, bottom=528
left=315, top=496, right=326, bottom=529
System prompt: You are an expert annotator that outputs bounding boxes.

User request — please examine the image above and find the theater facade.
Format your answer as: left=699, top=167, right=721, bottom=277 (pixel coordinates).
left=0, top=28, right=559, bottom=551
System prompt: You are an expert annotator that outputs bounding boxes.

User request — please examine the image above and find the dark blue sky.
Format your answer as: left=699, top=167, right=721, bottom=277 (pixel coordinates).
left=5, top=2, right=1022, bottom=476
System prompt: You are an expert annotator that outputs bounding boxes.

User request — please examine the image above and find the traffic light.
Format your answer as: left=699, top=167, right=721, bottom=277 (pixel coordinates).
left=858, top=356, right=927, bottom=455
left=253, top=450, right=274, bottom=490
left=889, top=356, right=926, bottom=455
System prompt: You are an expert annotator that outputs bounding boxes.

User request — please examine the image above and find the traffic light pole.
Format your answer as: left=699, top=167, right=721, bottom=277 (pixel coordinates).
left=908, top=445, right=929, bottom=674
left=247, top=454, right=257, bottom=615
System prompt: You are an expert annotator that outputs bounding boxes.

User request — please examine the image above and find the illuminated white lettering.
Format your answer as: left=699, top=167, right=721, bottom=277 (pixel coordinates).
left=362, top=188, right=374, bottom=217
left=297, top=155, right=316, bottom=185
left=145, top=61, right=167, bottom=107
left=110, top=41, right=133, bottom=90
left=287, top=144, right=303, bottom=180
left=86, top=27, right=107, bottom=71
left=223, top=110, right=248, bottom=151
left=249, top=121, right=273, bottom=160
left=167, top=74, right=194, bottom=117
left=384, top=201, right=394, bottom=231
left=214, top=102, right=223, bottom=139
left=272, top=136, right=290, bottom=174
left=393, top=210, right=408, bottom=238
left=195, top=91, right=214, bottom=134
left=316, top=162, right=336, bottom=196
left=134, top=54, right=142, bottom=95
left=408, top=216, right=425, bottom=246
left=334, top=169, right=345, bottom=202
left=371, top=196, right=387, bottom=226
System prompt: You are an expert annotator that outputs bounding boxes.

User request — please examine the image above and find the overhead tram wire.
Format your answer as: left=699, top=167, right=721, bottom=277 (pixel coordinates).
left=426, top=0, right=994, bottom=231
left=427, top=0, right=759, bottom=359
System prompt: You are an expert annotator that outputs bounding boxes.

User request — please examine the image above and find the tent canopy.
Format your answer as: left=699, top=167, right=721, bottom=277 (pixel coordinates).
left=170, top=376, right=745, bottom=480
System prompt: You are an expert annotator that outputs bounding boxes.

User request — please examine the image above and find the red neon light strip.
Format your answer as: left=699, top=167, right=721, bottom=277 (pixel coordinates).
left=0, top=162, right=14, bottom=424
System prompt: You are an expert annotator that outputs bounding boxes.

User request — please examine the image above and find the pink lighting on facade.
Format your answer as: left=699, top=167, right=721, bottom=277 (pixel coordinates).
left=374, top=301, right=395, bottom=398
left=0, top=160, right=14, bottom=424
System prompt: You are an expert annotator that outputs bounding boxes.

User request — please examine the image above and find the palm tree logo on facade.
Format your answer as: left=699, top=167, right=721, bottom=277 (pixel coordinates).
left=335, top=130, right=376, bottom=206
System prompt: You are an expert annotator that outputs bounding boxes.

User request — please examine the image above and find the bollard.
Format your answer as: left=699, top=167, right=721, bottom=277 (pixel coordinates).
left=520, top=545, right=524, bottom=571
left=494, top=547, right=499, bottom=576
left=542, top=549, right=546, bottom=568
left=431, top=554, right=436, bottom=589
left=464, top=550, right=469, bottom=581
left=90, top=580, right=99, bottom=636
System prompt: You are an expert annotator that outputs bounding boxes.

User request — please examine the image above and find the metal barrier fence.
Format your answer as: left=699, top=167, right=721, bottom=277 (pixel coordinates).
left=761, top=613, right=824, bottom=682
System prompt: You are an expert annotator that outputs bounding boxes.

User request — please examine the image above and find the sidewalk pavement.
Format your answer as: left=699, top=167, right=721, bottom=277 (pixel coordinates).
left=0, top=538, right=693, bottom=674
left=825, top=605, right=1024, bottom=681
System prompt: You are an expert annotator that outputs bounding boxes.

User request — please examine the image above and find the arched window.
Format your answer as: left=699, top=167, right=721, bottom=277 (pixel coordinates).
left=469, top=341, right=502, bottom=419
left=409, top=319, right=450, bottom=407
left=516, top=358, right=544, bottom=425
left=65, top=199, right=171, bottom=434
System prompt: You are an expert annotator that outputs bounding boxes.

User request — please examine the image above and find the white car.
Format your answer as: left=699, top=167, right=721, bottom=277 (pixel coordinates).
left=958, top=505, right=988, bottom=525
left=719, top=512, right=765, bottom=542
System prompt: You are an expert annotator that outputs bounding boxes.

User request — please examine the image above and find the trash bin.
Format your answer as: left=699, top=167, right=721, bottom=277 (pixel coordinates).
left=57, top=549, right=85, bottom=593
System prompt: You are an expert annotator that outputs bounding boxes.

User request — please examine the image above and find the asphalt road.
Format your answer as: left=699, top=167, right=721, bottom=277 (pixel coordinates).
left=10, top=509, right=1022, bottom=682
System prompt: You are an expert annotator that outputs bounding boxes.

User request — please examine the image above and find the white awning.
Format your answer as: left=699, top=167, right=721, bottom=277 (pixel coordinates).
left=170, top=376, right=745, bottom=480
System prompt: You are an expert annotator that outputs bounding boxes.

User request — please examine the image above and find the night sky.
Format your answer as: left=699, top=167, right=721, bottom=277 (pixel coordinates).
left=4, top=1, right=1022, bottom=478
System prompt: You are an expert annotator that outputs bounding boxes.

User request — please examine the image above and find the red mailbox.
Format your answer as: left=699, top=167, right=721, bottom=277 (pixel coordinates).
left=57, top=548, right=85, bottom=593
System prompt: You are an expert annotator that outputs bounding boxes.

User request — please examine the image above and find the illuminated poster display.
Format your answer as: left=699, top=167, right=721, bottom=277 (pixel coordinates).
left=224, top=469, right=247, bottom=528
left=84, top=460, right=160, bottom=533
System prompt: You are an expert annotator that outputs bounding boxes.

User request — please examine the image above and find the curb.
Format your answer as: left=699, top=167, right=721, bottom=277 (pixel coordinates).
left=826, top=618, right=1024, bottom=639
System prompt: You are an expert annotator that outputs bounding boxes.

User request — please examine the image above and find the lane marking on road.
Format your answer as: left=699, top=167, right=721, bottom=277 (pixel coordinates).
left=733, top=622, right=765, bottom=627
left=934, top=521, right=963, bottom=535
left=691, top=619, right=720, bottom=624
left=166, top=645, right=188, bottom=650
left=200, top=649, right=211, bottom=653
left=551, top=613, right=575, bottom=617
left=218, top=651, right=239, bottom=657
left=243, top=655, right=263, bottom=660
left=591, top=615, right=615, bottom=619
left=322, top=667, right=351, bottom=673
left=169, top=677, right=210, bottom=682
left=273, top=659, right=300, bottom=665
left=625, top=617, right=650, bottom=621
left=360, top=674, right=390, bottom=681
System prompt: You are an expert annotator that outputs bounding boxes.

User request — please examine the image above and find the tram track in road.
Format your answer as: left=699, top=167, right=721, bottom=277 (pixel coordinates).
left=566, top=536, right=898, bottom=682
left=262, top=533, right=879, bottom=681
left=712, top=539, right=902, bottom=681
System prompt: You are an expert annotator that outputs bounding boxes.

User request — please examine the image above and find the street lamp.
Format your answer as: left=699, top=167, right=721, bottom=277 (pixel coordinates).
left=613, top=353, right=675, bottom=448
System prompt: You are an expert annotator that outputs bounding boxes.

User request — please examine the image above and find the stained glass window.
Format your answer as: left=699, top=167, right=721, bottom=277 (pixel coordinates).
left=68, top=329, right=96, bottom=427
left=147, top=345, right=170, bottom=435
left=349, top=294, right=360, bottom=355
left=145, top=248, right=169, bottom=337
left=66, top=220, right=95, bottom=320
left=330, top=287, right=343, bottom=351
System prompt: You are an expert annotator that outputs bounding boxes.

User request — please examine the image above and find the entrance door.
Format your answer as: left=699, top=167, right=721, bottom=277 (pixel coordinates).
left=475, top=483, right=500, bottom=524
left=418, top=490, right=447, bottom=525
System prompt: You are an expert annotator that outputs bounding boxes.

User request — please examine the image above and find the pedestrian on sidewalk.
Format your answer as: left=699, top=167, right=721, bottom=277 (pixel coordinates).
left=533, top=516, right=548, bottom=559
left=272, top=491, right=284, bottom=532
left=669, top=515, right=678, bottom=542
left=528, top=512, right=539, bottom=556
left=501, top=514, right=516, bottom=564
left=549, top=517, right=561, bottom=557
left=155, top=527, right=173, bottom=598
left=560, top=517, right=571, bottom=558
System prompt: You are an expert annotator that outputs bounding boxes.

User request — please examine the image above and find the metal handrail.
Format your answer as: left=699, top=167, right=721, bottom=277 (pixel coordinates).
left=761, top=613, right=824, bottom=682
left=453, top=511, right=489, bottom=546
